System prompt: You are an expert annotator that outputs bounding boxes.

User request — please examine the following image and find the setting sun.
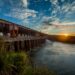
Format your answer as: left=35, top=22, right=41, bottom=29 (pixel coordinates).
left=57, top=33, right=70, bottom=42
left=63, top=33, right=69, bottom=37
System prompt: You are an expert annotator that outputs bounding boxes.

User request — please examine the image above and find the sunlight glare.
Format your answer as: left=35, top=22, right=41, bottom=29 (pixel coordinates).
left=63, top=33, right=69, bottom=37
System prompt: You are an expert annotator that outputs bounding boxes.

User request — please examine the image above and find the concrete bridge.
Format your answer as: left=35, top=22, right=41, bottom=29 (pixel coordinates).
left=0, top=19, right=46, bottom=52
left=0, top=19, right=75, bottom=52
left=2, top=35, right=46, bottom=52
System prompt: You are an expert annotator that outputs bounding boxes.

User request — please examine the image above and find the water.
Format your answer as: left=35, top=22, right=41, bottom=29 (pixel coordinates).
left=32, top=40, right=75, bottom=75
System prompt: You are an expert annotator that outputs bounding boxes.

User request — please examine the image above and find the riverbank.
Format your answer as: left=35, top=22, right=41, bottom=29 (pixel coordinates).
left=0, top=37, right=56, bottom=75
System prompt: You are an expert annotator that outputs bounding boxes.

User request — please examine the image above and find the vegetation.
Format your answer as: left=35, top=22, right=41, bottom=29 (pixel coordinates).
left=0, top=37, right=56, bottom=75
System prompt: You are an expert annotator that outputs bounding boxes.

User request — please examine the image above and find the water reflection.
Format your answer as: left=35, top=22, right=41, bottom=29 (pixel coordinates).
left=32, top=40, right=75, bottom=75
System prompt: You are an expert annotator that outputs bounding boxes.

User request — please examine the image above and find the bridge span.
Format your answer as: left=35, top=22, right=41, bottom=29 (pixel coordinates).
left=0, top=19, right=75, bottom=52
left=0, top=19, right=46, bottom=52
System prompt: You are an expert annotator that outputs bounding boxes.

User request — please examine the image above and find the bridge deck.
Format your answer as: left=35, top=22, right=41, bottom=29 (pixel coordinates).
left=4, top=36, right=45, bottom=42
left=1, top=35, right=46, bottom=51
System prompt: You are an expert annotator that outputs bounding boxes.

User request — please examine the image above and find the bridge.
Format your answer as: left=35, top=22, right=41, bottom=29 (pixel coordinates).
left=0, top=19, right=75, bottom=52
left=0, top=19, right=46, bottom=52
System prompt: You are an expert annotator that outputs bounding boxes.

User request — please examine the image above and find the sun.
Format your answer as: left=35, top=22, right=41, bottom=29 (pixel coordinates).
left=58, top=33, right=69, bottom=41
left=63, top=33, right=69, bottom=37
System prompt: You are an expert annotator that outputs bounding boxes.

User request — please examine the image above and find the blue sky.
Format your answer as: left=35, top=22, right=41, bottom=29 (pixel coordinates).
left=0, top=0, right=75, bottom=34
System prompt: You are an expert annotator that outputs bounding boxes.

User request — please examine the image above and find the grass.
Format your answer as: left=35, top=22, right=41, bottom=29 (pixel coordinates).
left=0, top=37, right=56, bottom=75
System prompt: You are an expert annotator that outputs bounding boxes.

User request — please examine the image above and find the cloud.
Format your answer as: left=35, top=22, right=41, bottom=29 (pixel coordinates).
left=22, top=0, right=28, bottom=8
left=5, top=8, right=38, bottom=19
left=39, top=0, right=75, bottom=33
left=50, top=0, right=58, bottom=5
left=58, top=22, right=75, bottom=25
left=42, top=16, right=51, bottom=22
left=61, top=4, right=70, bottom=13
left=0, top=0, right=28, bottom=11
left=35, top=24, right=54, bottom=34
left=61, top=0, right=64, bottom=2
left=0, top=0, right=39, bottom=26
left=47, top=0, right=75, bottom=25
left=1, top=0, right=75, bottom=32
left=41, top=15, right=60, bottom=26
left=34, top=0, right=75, bottom=34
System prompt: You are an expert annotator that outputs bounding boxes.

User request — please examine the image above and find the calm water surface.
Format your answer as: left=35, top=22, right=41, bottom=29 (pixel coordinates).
left=32, top=40, right=75, bottom=75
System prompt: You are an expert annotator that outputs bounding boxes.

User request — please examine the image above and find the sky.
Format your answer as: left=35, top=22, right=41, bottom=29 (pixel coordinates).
left=0, top=0, right=75, bottom=34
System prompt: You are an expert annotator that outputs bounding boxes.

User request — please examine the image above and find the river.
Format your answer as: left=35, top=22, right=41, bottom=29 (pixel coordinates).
left=32, top=40, right=75, bottom=75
